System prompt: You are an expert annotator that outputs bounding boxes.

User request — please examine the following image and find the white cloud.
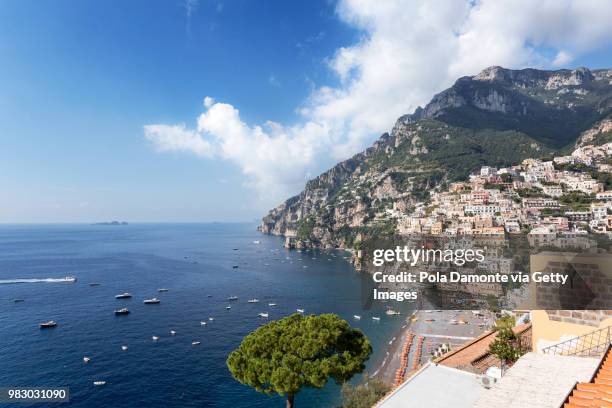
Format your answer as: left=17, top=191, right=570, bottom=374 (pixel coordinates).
left=144, top=123, right=214, bottom=158
left=146, top=0, right=612, bottom=205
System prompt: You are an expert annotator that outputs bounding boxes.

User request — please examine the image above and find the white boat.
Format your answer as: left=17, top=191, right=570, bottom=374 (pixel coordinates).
left=353, top=315, right=361, bottom=320
left=115, top=293, right=132, bottom=299
left=296, top=309, right=305, bottom=313
left=83, top=357, right=91, bottom=363
left=385, top=309, right=401, bottom=316
left=208, top=317, right=214, bottom=321
left=170, top=330, right=176, bottom=335
left=192, top=341, right=201, bottom=346
left=121, top=345, right=128, bottom=351
left=39, top=320, right=57, bottom=329
left=93, top=381, right=106, bottom=386
left=157, top=288, right=169, bottom=292
left=258, top=312, right=269, bottom=318
left=253, top=240, right=261, bottom=244
left=143, top=298, right=160, bottom=304
left=268, top=303, right=277, bottom=307
left=152, top=336, right=159, bottom=341
left=200, top=321, right=207, bottom=326
left=227, top=296, right=239, bottom=301
left=372, top=316, right=381, bottom=321
left=63, top=276, right=77, bottom=283
left=226, top=305, right=231, bottom=310
left=248, top=299, right=260, bottom=303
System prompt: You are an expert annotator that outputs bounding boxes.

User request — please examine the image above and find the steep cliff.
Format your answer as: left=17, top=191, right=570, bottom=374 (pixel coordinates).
left=260, top=66, right=612, bottom=248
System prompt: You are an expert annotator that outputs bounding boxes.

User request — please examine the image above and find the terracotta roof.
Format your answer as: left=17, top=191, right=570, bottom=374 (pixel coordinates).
left=434, top=323, right=532, bottom=373
left=563, top=345, right=612, bottom=408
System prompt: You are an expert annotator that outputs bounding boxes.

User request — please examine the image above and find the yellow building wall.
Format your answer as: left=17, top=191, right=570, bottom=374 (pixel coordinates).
left=531, top=310, right=612, bottom=352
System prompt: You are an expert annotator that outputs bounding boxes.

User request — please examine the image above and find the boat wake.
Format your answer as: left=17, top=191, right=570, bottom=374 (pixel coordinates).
left=0, top=277, right=76, bottom=285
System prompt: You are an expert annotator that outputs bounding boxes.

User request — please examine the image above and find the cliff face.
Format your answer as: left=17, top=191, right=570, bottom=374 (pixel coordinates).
left=260, top=66, right=612, bottom=248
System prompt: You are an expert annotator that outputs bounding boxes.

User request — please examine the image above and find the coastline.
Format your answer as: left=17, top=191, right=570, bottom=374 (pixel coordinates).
left=372, top=308, right=496, bottom=385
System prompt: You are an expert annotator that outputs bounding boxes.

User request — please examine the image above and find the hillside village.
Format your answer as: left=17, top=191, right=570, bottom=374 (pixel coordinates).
left=389, top=141, right=612, bottom=248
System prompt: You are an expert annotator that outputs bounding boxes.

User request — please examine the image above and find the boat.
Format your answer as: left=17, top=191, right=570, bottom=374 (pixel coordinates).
left=206, top=295, right=213, bottom=298
left=227, top=296, right=238, bottom=301
left=39, top=321, right=57, bottom=329
left=170, top=330, right=176, bottom=335
left=208, top=317, right=214, bottom=321
left=258, top=312, right=269, bottom=318
left=268, top=303, right=277, bottom=307
left=385, top=309, right=401, bottom=316
left=247, top=298, right=259, bottom=303
left=143, top=298, right=160, bottom=304
left=89, top=283, right=101, bottom=287
left=226, top=305, right=231, bottom=310
left=192, top=341, right=201, bottom=346
left=232, top=265, right=239, bottom=269
left=253, top=240, right=260, bottom=244
left=114, top=308, right=130, bottom=315
left=296, top=309, right=305, bottom=313
left=372, top=316, right=381, bottom=321
left=157, top=288, right=169, bottom=292
left=121, top=345, right=128, bottom=351
left=93, top=381, right=106, bottom=386
left=83, top=357, right=91, bottom=363
left=353, top=315, right=361, bottom=320
left=200, top=321, right=207, bottom=326
left=14, top=299, right=25, bottom=303
left=63, top=276, right=77, bottom=283
left=152, top=336, right=159, bottom=341
left=115, top=293, right=132, bottom=299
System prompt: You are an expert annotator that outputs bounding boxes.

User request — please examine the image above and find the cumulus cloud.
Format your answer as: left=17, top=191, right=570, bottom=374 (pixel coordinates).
left=146, top=0, right=612, bottom=204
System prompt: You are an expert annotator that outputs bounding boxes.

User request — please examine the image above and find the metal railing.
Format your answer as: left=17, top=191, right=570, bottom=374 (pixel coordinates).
left=542, top=325, right=611, bottom=357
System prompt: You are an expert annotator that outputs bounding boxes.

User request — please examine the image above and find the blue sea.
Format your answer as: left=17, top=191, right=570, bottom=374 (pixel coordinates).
left=0, top=223, right=407, bottom=408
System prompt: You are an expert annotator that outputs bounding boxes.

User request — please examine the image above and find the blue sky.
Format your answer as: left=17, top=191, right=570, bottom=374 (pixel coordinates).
left=1, top=0, right=612, bottom=223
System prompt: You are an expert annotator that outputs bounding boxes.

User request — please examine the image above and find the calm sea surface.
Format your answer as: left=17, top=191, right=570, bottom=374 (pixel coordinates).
left=0, top=223, right=407, bottom=407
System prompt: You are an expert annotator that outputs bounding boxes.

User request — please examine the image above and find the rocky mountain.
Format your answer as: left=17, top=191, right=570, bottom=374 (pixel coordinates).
left=259, top=66, right=612, bottom=249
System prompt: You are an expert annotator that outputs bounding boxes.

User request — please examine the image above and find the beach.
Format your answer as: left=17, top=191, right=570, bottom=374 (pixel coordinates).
left=373, top=308, right=496, bottom=384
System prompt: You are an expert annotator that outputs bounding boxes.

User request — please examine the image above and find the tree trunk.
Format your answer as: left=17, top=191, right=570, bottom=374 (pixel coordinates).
left=286, top=394, right=295, bottom=408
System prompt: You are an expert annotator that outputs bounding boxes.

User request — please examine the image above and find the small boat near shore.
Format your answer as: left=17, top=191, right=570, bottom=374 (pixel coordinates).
left=385, top=309, right=401, bottom=316
left=114, top=308, right=130, bottom=315
left=115, top=293, right=132, bottom=299
left=353, top=315, right=361, bottom=320
left=372, top=316, right=381, bottom=321
left=40, top=320, right=57, bottom=329
left=143, top=298, right=160, bottom=304
left=296, top=309, right=305, bottom=313
left=258, top=312, right=269, bottom=318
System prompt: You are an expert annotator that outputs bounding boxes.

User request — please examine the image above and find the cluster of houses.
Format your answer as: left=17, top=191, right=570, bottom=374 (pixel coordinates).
left=395, top=143, right=612, bottom=247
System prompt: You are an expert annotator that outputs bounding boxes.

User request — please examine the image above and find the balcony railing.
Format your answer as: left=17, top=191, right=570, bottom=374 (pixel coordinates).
left=542, top=325, right=611, bottom=357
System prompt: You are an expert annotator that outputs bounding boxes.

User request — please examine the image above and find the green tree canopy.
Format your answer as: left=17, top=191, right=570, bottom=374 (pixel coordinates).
left=226, top=313, right=372, bottom=408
